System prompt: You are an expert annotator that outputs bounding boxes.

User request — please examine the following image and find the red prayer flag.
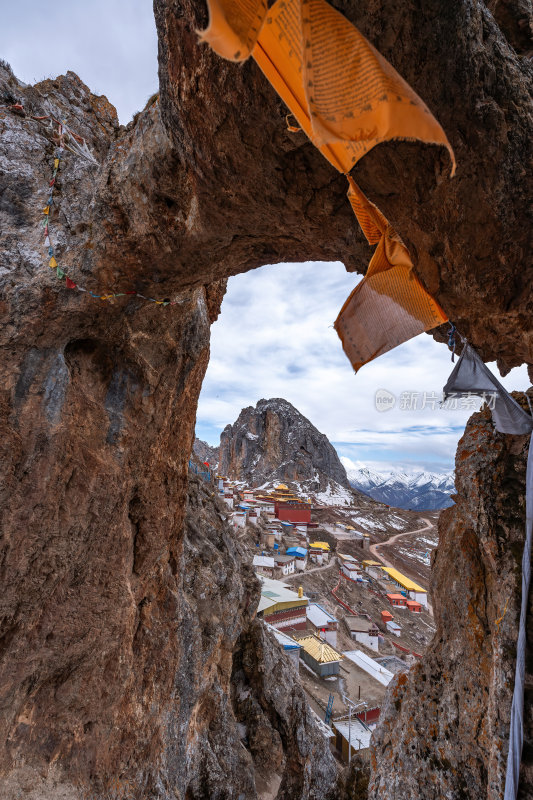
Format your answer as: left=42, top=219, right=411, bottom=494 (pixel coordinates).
left=65, top=276, right=77, bottom=289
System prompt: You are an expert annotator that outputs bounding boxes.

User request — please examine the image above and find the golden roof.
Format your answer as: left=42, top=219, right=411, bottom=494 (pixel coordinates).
left=381, top=567, right=426, bottom=593
left=309, top=541, right=330, bottom=551
left=298, top=635, right=343, bottom=664
left=275, top=483, right=290, bottom=491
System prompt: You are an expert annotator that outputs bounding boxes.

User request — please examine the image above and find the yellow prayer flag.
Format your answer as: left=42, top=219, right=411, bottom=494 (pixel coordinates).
left=49, top=256, right=57, bottom=268
left=54, top=158, right=60, bottom=169
left=200, top=0, right=453, bottom=371
left=199, top=0, right=267, bottom=61
left=43, top=206, right=50, bottom=215
left=334, top=178, right=448, bottom=372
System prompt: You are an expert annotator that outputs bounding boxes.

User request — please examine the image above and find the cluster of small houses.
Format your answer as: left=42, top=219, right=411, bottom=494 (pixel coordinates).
left=216, top=477, right=429, bottom=763
left=338, top=555, right=427, bottom=612
left=255, top=562, right=428, bottom=763
left=218, top=478, right=342, bottom=570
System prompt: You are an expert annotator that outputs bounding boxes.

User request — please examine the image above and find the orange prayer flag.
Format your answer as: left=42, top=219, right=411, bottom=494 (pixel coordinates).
left=253, top=0, right=454, bottom=174
left=300, top=0, right=455, bottom=174
left=199, top=0, right=453, bottom=371
left=334, top=178, right=448, bottom=372
left=199, top=0, right=268, bottom=61
left=43, top=206, right=50, bottom=215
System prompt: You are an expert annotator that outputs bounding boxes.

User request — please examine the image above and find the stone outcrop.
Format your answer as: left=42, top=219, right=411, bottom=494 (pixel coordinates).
left=369, top=400, right=533, bottom=800
left=0, top=0, right=532, bottom=797
left=218, top=398, right=350, bottom=492
left=192, top=437, right=219, bottom=469
left=169, top=475, right=340, bottom=800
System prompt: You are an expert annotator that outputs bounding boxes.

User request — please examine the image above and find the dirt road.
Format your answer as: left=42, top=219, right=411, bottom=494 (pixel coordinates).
left=369, top=518, right=433, bottom=566
left=369, top=518, right=435, bottom=615
left=284, top=556, right=337, bottom=580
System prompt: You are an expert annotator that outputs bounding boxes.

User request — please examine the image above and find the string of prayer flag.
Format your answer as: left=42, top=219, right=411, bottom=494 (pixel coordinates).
left=1, top=103, right=178, bottom=308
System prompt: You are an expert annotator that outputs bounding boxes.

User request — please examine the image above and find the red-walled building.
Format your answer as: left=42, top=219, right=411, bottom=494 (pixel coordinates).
left=275, top=502, right=312, bottom=524
left=387, top=593, right=407, bottom=608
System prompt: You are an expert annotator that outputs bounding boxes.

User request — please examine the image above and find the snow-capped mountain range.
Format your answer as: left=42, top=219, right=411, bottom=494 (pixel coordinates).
left=342, top=461, right=455, bottom=510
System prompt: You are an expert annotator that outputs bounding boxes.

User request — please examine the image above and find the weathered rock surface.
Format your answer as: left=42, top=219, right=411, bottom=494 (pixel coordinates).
left=192, top=437, right=219, bottom=469
left=0, top=0, right=532, bottom=797
left=172, top=476, right=340, bottom=800
left=218, top=398, right=350, bottom=493
left=370, top=400, right=533, bottom=800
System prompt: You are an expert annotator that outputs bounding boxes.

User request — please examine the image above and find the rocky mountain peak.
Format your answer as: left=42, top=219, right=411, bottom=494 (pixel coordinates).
left=218, top=397, right=350, bottom=492
left=343, top=460, right=455, bottom=510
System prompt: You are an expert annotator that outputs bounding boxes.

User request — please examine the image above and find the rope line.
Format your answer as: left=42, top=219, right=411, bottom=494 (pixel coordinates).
left=0, top=103, right=180, bottom=307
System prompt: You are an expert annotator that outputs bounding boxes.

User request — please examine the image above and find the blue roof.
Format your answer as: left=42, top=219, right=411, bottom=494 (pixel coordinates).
left=286, top=546, right=307, bottom=557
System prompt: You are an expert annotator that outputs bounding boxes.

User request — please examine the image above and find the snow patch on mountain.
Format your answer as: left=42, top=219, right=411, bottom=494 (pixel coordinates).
left=341, top=457, right=455, bottom=511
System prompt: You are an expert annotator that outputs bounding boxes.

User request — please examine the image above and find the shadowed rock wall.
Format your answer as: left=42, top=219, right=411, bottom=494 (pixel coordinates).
left=370, top=402, right=533, bottom=800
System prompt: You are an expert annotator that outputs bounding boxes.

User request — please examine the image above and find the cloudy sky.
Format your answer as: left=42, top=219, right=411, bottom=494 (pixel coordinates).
left=1, top=1, right=158, bottom=124
left=197, top=261, right=530, bottom=474
left=2, top=4, right=530, bottom=475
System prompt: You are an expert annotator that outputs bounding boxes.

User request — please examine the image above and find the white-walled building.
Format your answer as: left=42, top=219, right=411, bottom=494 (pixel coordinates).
left=273, top=554, right=296, bottom=576
left=306, top=604, right=338, bottom=647
left=253, top=555, right=276, bottom=577
left=342, top=562, right=361, bottom=582
left=286, top=547, right=307, bottom=571
left=231, top=511, right=246, bottom=529
left=386, top=620, right=402, bottom=637
left=344, top=616, right=380, bottom=652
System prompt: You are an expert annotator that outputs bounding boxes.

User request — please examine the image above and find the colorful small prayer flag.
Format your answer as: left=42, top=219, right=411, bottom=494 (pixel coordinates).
left=49, top=256, right=57, bottom=268
left=54, top=158, right=59, bottom=169
left=43, top=206, right=50, bottom=215
left=65, top=276, right=77, bottom=289
left=56, top=267, right=65, bottom=279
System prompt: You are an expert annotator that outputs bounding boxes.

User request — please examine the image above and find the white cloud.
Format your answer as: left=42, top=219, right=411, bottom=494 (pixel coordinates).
left=0, top=1, right=158, bottom=124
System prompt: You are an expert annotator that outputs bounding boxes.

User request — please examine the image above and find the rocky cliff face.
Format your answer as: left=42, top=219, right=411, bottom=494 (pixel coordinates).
left=1, top=0, right=532, bottom=797
left=369, top=401, right=533, bottom=800
left=2, top=471, right=341, bottom=799
left=218, top=398, right=350, bottom=493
